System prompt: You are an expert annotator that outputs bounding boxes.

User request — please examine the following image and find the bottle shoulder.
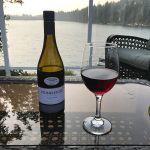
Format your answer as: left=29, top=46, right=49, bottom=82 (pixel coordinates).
left=38, top=35, right=64, bottom=69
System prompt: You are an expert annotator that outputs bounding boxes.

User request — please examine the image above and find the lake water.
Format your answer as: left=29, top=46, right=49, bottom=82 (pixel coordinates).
left=1, top=20, right=150, bottom=69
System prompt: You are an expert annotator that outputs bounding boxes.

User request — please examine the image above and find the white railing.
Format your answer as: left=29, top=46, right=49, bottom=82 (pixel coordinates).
left=0, top=0, right=11, bottom=76
left=0, top=66, right=81, bottom=71
left=0, top=0, right=93, bottom=76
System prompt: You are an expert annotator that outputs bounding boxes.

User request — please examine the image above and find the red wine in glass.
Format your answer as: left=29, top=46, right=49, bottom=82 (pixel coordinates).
left=81, top=42, right=119, bottom=135
left=81, top=68, right=118, bottom=95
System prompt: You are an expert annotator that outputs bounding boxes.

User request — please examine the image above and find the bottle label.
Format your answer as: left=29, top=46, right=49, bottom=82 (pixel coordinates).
left=37, top=69, right=64, bottom=105
left=44, top=77, right=59, bottom=86
left=38, top=85, right=64, bottom=105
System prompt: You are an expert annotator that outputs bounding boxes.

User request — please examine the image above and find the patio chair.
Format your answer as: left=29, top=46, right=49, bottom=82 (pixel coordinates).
left=106, top=34, right=150, bottom=80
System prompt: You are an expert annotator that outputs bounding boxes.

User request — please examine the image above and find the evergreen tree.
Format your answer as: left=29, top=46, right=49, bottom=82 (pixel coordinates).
left=56, top=0, right=150, bottom=27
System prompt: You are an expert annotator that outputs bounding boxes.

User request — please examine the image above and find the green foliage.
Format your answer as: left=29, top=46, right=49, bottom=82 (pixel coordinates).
left=56, top=0, right=150, bottom=26
left=0, top=70, right=5, bottom=76
left=0, top=69, right=35, bottom=76
left=11, top=69, right=36, bottom=76
left=0, top=69, right=75, bottom=76
left=65, top=69, right=75, bottom=76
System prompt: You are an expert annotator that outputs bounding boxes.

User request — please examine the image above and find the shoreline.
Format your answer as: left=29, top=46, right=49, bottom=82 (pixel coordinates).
left=6, top=19, right=150, bottom=28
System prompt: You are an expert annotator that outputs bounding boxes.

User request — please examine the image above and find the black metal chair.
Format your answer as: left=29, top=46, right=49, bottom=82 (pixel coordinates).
left=106, top=34, right=150, bottom=80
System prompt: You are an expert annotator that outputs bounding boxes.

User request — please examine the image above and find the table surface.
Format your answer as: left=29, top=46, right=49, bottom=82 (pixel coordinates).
left=0, top=80, right=150, bottom=147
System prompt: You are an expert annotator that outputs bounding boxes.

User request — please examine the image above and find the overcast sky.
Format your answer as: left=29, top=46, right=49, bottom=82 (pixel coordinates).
left=4, top=0, right=119, bottom=15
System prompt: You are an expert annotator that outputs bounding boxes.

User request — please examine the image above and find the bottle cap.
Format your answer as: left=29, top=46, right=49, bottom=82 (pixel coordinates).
left=43, top=11, right=54, bottom=21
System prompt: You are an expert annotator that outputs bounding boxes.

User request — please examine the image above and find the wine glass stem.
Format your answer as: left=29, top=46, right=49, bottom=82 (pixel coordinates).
left=91, top=95, right=104, bottom=128
left=95, top=95, right=103, bottom=119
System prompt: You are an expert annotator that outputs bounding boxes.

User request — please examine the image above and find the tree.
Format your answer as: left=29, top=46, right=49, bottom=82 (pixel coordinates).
left=55, top=0, right=150, bottom=27
left=4, top=0, right=23, bottom=4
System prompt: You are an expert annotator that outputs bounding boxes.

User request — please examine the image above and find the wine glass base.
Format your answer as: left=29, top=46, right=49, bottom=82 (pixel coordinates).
left=83, top=117, right=112, bottom=135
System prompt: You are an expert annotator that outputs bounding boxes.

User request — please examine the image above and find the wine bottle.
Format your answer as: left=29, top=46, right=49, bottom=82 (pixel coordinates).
left=37, top=11, right=65, bottom=114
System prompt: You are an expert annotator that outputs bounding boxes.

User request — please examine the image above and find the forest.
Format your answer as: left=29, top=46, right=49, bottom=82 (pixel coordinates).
left=56, top=0, right=150, bottom=26
left=8, top=0, right=150, bottom=27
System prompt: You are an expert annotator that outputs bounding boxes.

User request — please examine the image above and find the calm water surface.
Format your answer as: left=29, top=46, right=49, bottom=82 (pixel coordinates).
left=1, top=20, right=150, bottom=68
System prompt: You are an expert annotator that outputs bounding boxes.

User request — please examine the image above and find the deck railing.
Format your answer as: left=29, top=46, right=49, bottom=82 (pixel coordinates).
left=0, top=0, right=93, bottom=76
left=0, top=0, right=11, bottom=76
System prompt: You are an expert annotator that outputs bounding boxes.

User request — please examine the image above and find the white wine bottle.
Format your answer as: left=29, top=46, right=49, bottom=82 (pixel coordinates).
left=37, top=11, right=64, bottom=114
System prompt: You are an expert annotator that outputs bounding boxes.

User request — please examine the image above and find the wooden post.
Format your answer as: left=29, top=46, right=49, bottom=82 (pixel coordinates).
left=0, top=0, right=11, bottom=76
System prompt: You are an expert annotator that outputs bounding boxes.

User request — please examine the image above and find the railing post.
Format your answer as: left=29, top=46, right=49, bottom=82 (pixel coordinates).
left=87, top=0, right=93, bottom=43
left=88, top=0, right=93, bottom=66
left=0, top=0, right=11, bottom=76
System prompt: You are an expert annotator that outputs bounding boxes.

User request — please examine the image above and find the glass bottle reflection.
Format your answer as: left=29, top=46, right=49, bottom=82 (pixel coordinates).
left=40, top=111, right=65, bottom=145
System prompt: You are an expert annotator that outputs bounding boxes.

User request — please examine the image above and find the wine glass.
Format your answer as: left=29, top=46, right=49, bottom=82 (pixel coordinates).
left=81, top=42, right=119, bottom=135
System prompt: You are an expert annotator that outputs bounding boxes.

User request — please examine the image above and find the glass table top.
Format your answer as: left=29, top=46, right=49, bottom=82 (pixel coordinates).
left=0, top=80, right=150, bottom=146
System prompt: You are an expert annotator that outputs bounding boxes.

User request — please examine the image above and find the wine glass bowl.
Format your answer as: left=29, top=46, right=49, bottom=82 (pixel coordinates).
left=81, top=42, right=119, bottom=135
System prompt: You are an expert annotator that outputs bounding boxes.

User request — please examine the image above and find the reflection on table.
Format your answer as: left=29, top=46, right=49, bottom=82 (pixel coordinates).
left=0, top=81, right=150, bottom=146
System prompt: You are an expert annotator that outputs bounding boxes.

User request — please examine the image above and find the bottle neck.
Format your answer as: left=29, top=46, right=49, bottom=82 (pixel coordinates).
left=44, top=21, right=55, bottom=35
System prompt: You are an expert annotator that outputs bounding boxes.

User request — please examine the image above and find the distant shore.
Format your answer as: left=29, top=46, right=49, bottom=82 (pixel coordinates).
left=7, top=17, right=150, bottom=28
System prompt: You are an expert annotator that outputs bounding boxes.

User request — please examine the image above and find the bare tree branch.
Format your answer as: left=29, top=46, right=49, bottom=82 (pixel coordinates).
left=4, top=0, right=23, bottom=5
